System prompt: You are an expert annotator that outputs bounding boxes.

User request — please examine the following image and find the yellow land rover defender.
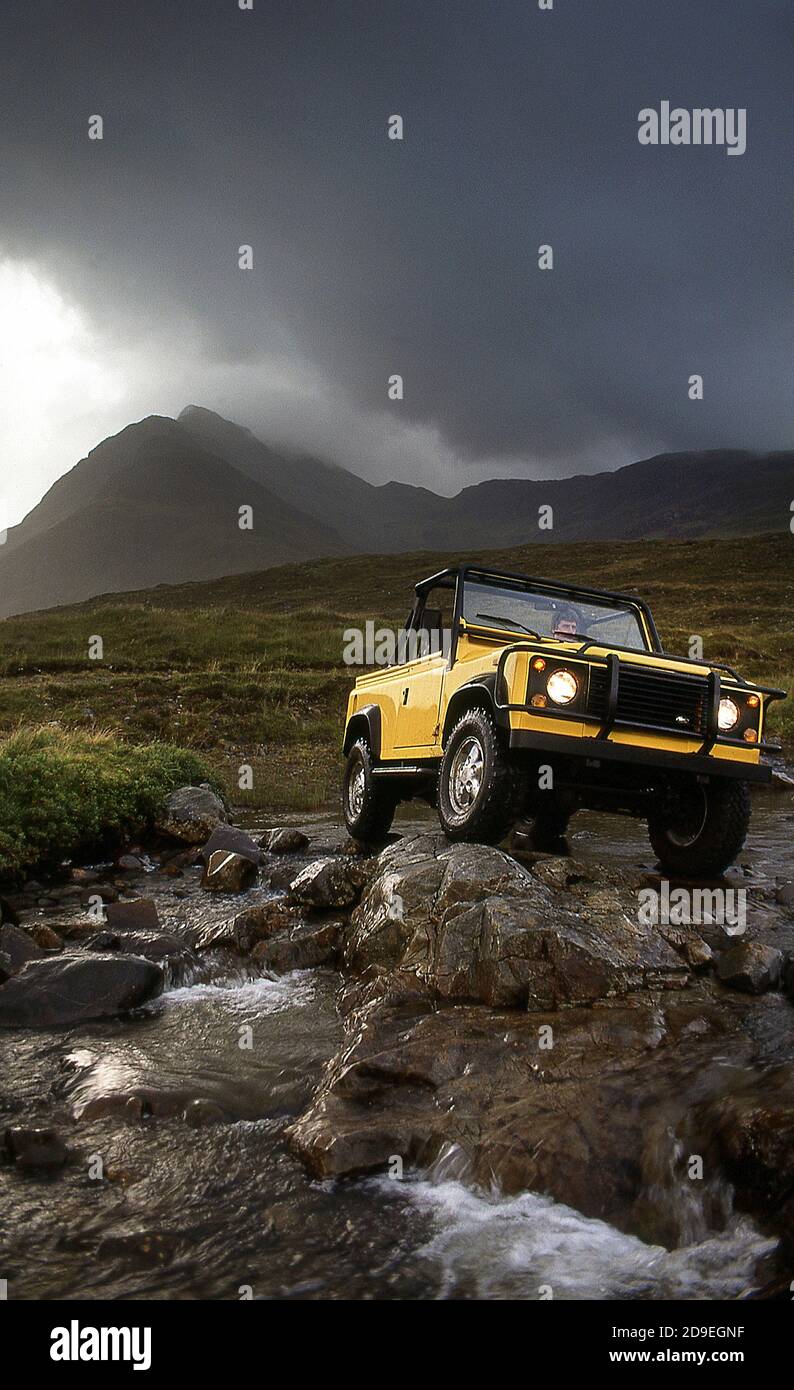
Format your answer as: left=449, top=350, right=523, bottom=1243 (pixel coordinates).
left=342, top=565, right=785, bottom=876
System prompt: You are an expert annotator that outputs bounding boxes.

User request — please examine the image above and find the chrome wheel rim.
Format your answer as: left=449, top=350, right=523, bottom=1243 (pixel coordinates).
left=347, top=760, right=366, bottom=818
left=449, top=735, right=484, bottom=815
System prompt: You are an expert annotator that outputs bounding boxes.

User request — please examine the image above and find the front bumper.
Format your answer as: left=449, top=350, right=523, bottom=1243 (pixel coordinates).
left=508, top=729, right=773, bottom=783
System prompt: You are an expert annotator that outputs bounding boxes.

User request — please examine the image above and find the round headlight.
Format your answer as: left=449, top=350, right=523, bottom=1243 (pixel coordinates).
left=546, top=668, right=579, bottom=705
left=718, top=697, right=739, bottom=731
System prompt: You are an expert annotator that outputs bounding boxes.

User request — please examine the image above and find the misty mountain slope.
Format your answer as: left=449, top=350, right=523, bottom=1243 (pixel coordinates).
left=177, top=404, right=445, bottom=550
left=0, top=417, right=349, bottom=618
left=177, top=406, right=391, bottom=545
left=2, top=406, right=793, bottom=619
left=179, top=407, right=794, bottom=550
left=430, top=449, right=794, bottom=548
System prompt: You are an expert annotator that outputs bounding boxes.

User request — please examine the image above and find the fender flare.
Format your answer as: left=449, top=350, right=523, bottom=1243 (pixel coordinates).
left=343, top=703, right=383, bottom=758
left=441, top=675, right=499, bottom=746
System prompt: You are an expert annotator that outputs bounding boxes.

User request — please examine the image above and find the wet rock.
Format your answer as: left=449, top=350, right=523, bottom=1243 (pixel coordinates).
left=252, top=921, right=343, bottom=974
left=657, top=924, right=714, bottom=972
left=155, top=784, right=226, bottom=844
left=88, top=929, right=186, bottom=963
left=288, top=857, right=373, bottom=911
left=24, top=922, right=64, bottom=952
left=260, top=827, right=310, bottom=854
left=287, top=987, right=685, bottom=1211
left=201, top=849, right=258, bottom=893
left=195, top=900, right=303, bottom=954
left=93, top=883, right=120, bottom=903
left=201, top=824, right=262, bottom=865
left=105, top=898, right=160, bottom=932
left=0, top=953, right=163, bottom=1028
left=689, top=1068, right=794, bottom=1249
left=58, top=916, right=107, bottom=941
left=329, top=836, right=374, bottom=856
left=343, top=835, right=687, bottom=1007
left=770, top=768, right=794, bottom=790
left=0, top=952, right=13, bottom=983
left=776, top=882, right=794, bottom=910
left=184, top=1099, right=226, bottom=1128
left=0, top=923, right=45, bottom=975
left=159, top=861, right=184, bottom=878
left=70, top=867, right=100, bottom=885
left=716, top=941, right=783, bottom=994
left=117, top=854, right=145, bottom=872
left=4, top=1126, right=72, bottom=1169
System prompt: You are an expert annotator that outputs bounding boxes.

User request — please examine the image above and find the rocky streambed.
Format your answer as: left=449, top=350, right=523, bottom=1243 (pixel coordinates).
left=2, top=785, right=794, bottom=1300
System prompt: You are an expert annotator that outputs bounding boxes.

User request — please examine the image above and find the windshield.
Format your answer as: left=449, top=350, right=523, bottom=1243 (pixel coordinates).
left=462, top=577, right=650, bottom=652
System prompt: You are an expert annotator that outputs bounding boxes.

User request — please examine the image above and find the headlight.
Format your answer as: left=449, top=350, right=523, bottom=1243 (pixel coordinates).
left=718, top=697, right=739, bottom=731
left=546, top=668, right=579, bottom=705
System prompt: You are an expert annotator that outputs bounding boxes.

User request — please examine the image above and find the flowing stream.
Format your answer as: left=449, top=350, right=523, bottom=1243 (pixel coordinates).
left=1, top=790, right=793, bottom=1300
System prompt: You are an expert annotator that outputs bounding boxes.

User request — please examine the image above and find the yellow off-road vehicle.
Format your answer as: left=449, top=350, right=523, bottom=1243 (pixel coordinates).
left=342, top=565, right=785, bottom=876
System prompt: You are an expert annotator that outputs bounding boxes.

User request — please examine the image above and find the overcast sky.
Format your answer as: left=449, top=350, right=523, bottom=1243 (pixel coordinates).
left=1, top=0, right=792, bottom=525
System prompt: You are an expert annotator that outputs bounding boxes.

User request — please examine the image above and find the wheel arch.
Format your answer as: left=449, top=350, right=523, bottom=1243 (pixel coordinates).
left=343, top=703, right=382, bottom=758
left=441, top=677, right=498, bottom=746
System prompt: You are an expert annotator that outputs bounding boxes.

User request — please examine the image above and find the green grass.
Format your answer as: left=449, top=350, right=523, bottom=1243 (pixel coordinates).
left=0, top=727, right=212, bottom=879
left=0, top=534, right=791, bottom=816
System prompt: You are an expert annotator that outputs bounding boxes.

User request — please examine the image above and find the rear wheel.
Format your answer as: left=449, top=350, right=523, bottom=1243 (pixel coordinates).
left=437, top=708, right=524, bottom=844
left=648, top=778, right=751, bottom=877
left=342, top=739, right=396, bottom=842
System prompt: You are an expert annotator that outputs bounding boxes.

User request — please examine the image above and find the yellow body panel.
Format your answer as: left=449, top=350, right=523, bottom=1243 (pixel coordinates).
left=346, top=619, right=765, bottom=769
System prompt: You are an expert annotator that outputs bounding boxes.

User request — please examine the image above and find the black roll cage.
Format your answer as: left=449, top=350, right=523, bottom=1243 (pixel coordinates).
left=408, top=563, right=664, bottom=665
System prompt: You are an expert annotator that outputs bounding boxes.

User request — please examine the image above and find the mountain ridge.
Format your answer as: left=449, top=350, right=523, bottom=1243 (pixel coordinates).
left=1, top=406, right=791, bottom=618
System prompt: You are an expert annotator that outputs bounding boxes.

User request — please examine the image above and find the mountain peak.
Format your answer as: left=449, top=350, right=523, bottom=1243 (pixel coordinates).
left=178, top=404, right=239, bottom=427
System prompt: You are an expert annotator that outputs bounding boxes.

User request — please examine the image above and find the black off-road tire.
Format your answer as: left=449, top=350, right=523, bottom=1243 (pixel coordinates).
left=342, top=738, right=396, bottom=843
left=437, top=707, right=525, bottom=844
left=648, top=778, right=751, bottom=878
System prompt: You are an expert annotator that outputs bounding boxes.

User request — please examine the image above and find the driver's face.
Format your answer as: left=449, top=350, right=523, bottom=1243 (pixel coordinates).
left=552, top=607, right=580, bottom=638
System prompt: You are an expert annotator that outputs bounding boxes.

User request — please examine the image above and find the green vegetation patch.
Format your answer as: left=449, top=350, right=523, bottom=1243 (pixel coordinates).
left=0, top=727, right=211, bottom=878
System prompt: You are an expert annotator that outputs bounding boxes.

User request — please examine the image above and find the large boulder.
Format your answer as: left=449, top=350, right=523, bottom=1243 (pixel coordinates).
left=155, top=785, right=226, bottom=844
left=0, top=954, right=163, bottom=1028
left=344, top=835, right=686, bottom=1008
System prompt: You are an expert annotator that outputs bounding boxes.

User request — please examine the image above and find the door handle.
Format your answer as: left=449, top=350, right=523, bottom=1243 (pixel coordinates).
left=402, top=687, right=409, bottom=705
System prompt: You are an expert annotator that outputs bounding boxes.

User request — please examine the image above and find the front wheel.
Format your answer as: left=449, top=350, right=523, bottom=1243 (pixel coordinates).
left=342, top=739, right=396, bottom=843
left=648, top=778, right=751, bottom=877
left=437, top=708, right=524, bottom=844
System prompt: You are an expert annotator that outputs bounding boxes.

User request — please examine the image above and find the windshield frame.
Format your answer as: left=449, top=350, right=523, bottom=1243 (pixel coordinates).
left=414, top=564, right=662, bottom=661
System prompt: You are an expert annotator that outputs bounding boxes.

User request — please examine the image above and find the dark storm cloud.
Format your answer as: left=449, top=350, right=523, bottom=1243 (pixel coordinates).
left=1, top=0, right=793, bottom=492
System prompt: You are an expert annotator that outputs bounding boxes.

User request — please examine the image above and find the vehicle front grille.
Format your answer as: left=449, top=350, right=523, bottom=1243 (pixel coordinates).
left=587, top=663, right=708, bottom=736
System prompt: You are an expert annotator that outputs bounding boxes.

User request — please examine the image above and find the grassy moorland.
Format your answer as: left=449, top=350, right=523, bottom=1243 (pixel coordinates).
left=0, top=533, right=791, bottom=813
